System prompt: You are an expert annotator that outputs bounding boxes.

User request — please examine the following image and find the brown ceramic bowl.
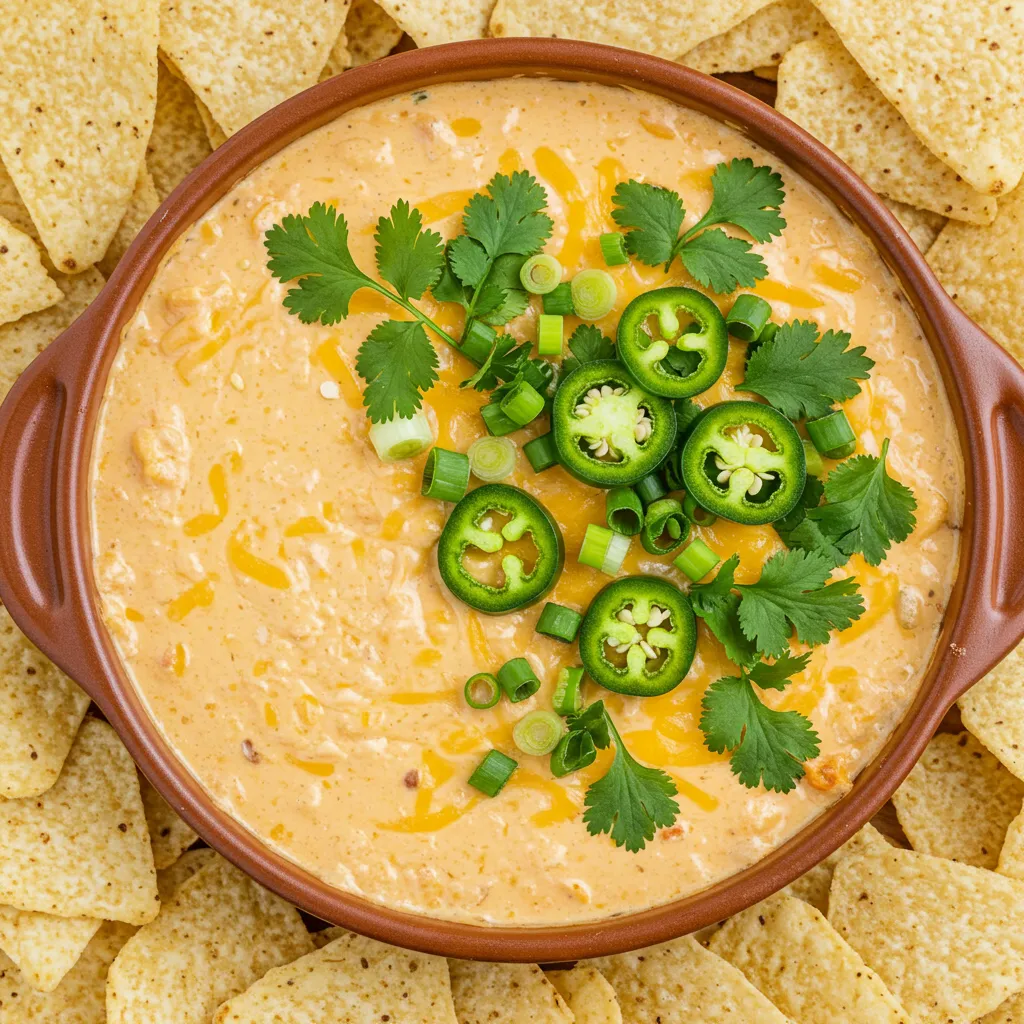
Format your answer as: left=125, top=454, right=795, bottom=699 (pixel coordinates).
left=1, top=38, right=1023, bottom=963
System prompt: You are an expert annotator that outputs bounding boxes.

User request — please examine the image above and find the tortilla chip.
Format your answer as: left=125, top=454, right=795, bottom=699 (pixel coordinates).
left=106, top=854, right=311, bottom=1024
left=212, top=931, right=458, bottom=1023
left=98, top=167, right=160, bottom=279
left=548, top=966, right=623, bottom=1024
left=588, top=936, right=790, bottom=1023
left=810, top=0, right=1024, bottom=196
left=710, top=892, right=911, bottom=1023
left=0, top=266, right=102, bottom=405
left=449, top=961, right=573, bottom=1024
left=374, top=0, right=491, bottom=47
left=753, top=65, right=779, bottom=80
left=828, top=845, right=1024, bottom=1024
left=321, top=30, right=351, bottom=79
left=784, top=822, right=890, bottom=914
left=0, top=717, right=158, bottom=925
left=310, top=924, right=349, bottom=949
left=192, top=95, right=230, bottom=150
left=0, top=217, right=62, bottom=326
left=139, top=776, right=197, bottom=871
left=0, top=603, right=91, bottom=799
left=347, top=0, right=403, bottom=65
left=892, top=731, right=1024, bottom=869
left=146, top=62, right=213, bottom=201
left=998, top=809, right=1024, bottom=882
left=0, top=906, right=100, bottom=993
left=0, top=164, right=38, bottom=244
left=776, top=36, right=996, bottom=224
left=159, top=0, right=350, bottom=138
left=0, top=0, right=158, bottom=274
left=681, top=0, right=828, bottom=75
left=880, top=198, right=947, bottom=254
left=0, top=921, right=136, bottom=1024
left=979, top=992, right=1024, bottom=1024
left=155, top=848, right=217, bottom=903
left=491, top=0, right=778, bottom=59
left=927, top=192, right=1024, bottom=365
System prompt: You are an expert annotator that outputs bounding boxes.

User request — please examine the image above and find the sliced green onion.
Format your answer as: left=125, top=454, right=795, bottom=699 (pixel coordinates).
left=499, top=379, right=545, bottom=427
left=543, top=282, right=574, bottom=316
left=496, top=658, right=541, bottom=703
left=807, top=409, right=857, bottom=459
left=606, top=487, right=643, bottom=536
left=524, top=433, right=559, bottom=472
left=461, top=319, right=498, bottom=364
left=536, top=603, right=582, bottom=643
left=683, top=492, right=718, bottom=527
left=522, top=358, right=554, bottom=395
left=421, top=447, right=470, bottom=501
left=464, top=673, right=501, bottom=710
left=579, top=523, right=631, bottom=576
left=480, top=402, right=518, bottom=436
left=599, top=232, right=629, bottom=267
left=550, top=729, right=597, bottom=777
left=726, top=294, right=773, bottom=342
left=571, top=269, right=617, bottom=321
left=758, top=322, right=779, bottom=345
left=513, top=710, right=566, bottom=756
left=368, top=412, right=434, bottom=463
left=520, top=254, right=563, bottom=295
left=641, top=498, right=690, bottom=555
left=468, top=436, right=517, bottom=482
left=802, top=439, right=824, bottom=478
left=674, top=538, right=720, bottom=582
left=537, top=314, right=564, bottom=356
left=468, top=749, right=518, bottom=796
left=552, top=666, right=585, bottom=716
left=635, top=472, right=668, bottom=507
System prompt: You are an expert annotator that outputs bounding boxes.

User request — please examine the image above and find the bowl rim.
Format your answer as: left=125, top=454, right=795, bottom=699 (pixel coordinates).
left=2, top=36, right=1024, bottom=963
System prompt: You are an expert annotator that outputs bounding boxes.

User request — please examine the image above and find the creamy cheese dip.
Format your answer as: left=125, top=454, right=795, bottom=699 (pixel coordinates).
left=90, top=79, right=962, bottom=926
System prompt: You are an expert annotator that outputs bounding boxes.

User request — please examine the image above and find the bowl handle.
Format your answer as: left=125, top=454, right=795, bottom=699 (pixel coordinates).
left=934, top=300, right=1024, bottom=706
left=0, top=299, right=108, bottom=693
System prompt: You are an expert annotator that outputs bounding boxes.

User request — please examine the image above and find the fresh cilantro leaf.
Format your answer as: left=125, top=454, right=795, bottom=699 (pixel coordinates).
left=807, top=438, right=917, bottom=565
left=678, top=228, right=767, bottom=294
left=479, top=288, right=529, bottom=326
left=463, top=170, right=553, bottom=259
left=689, top=555, right=757, bottom=667
left=264, top=202, right=372, bottom=324
left=488, top=253, right=530, bottom=291
left=691, top=159, right=787, bottom=243
left=774, top=477, right=848, bottom=567
left=739, top=320, right=875, bottom=420
left=569, top=700, right=612, bottom=749
left=579, top=702, right=679, bottom=852
left=448, top=234, right=490, bottom=289
left=354, top=320, right=439, bottom=423
left=610, top=180, right=684, bottom=268
left=562, top=324, right=616, bottom=373
left=736, top=549, right=864, bottom=657
left=432, top=242, right=471, bottom=306
left=461, top=336, right=531, bottom=391
left=747, top=651, right=813, bottom=690
left=700, top=669, right=820, bottom=793
left=373, top=200, right=444, bottom=300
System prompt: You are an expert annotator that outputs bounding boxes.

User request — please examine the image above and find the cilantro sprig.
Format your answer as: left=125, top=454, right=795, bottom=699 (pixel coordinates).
left=691, top=550, right=864, bottom=663
left=611, top=158, right=786, bottom=293
left=738, top=320, right=874, bottom=420
left=700, top=653, right=821, bottom=793
left=565, top=701, right=679, bottom=852
left=562, top=324, right=616, bottom=374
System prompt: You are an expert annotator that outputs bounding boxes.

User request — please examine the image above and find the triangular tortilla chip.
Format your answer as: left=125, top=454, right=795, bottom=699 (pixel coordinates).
left=98, top=166, right=160, bottom=278
left=0, top=603, right=91, bottom=799
left=810, top=0, right=1024, bottom=196
left=829, top=846, right=1024, bottom=1023
left=106, top=854, right=311, bottom=1024
left=159, top=0, right=350, bottom=137
left=155, top=848, right=217, bottom=903
left=0, top=922, right=136, bottom=1024
left=588, top=936, right=790, bottom=1023
left=212, top=932, right=458, bottom=1023
left=548, top=966, right=623, bottom=1024
left=0, top=0, right=158, bottom=273
left=979, top=992, right=1024, bottom=1024
left=490, top=0, right=776, bottom=58
left=192, top=95, right=229, bottom=150
left=710, top=892, right=910, bottom=1023
left=0, top=217, right=62, bottom=325
left=681, top=0, right=828, bottom=75
left=310, top=924, right=349, bottom=949
left=776, top=35, right=996, bottom=224
left=0, top=163, right=38, bottom=242
left=139, top=776, right=197, bottom=871
left=880, top=199, right=946, bottom=254
left=0, top=718, right=158, bottom=925
left=998, top=808, right=1024, bottom=882
left=347, top=0, right=403, bottom=65
left=893, top=731, right=1024, bottom=869
left=928, top=197, right=1024, bottom=367
left=449, top=961, right=573, bottom=1024
left=378, top=0, right=492, bottom=47
left=147, top=61, right=213, bottom=200
left=0, top=906, right=100, bottom=994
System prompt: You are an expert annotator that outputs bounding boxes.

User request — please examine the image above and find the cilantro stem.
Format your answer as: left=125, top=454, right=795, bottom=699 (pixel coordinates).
left=359, top=279, right=462, bottom=351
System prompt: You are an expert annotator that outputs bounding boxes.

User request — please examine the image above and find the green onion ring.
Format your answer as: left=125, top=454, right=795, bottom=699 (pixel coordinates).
left=468, top=436, right=517, bottom=482
left=520, top=254, right=563, bottom=295
left=674, top=538, right=720, bottom=582
left=571, top=269, right=617, bottom=321
left=513, top=710, right=566, bottom=757
left=536, top=602, right=583, bottom=643
left=605, top=487, right=643, bottom=536
left=464, top=672, right=501, bottom=710
left=421, top=447, right=471, bottom=502
left=552, top=666, right=585, bottom=716
left=496, top=658, right=542, bottom=703
left=468, top=749, right=518, bottom=796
